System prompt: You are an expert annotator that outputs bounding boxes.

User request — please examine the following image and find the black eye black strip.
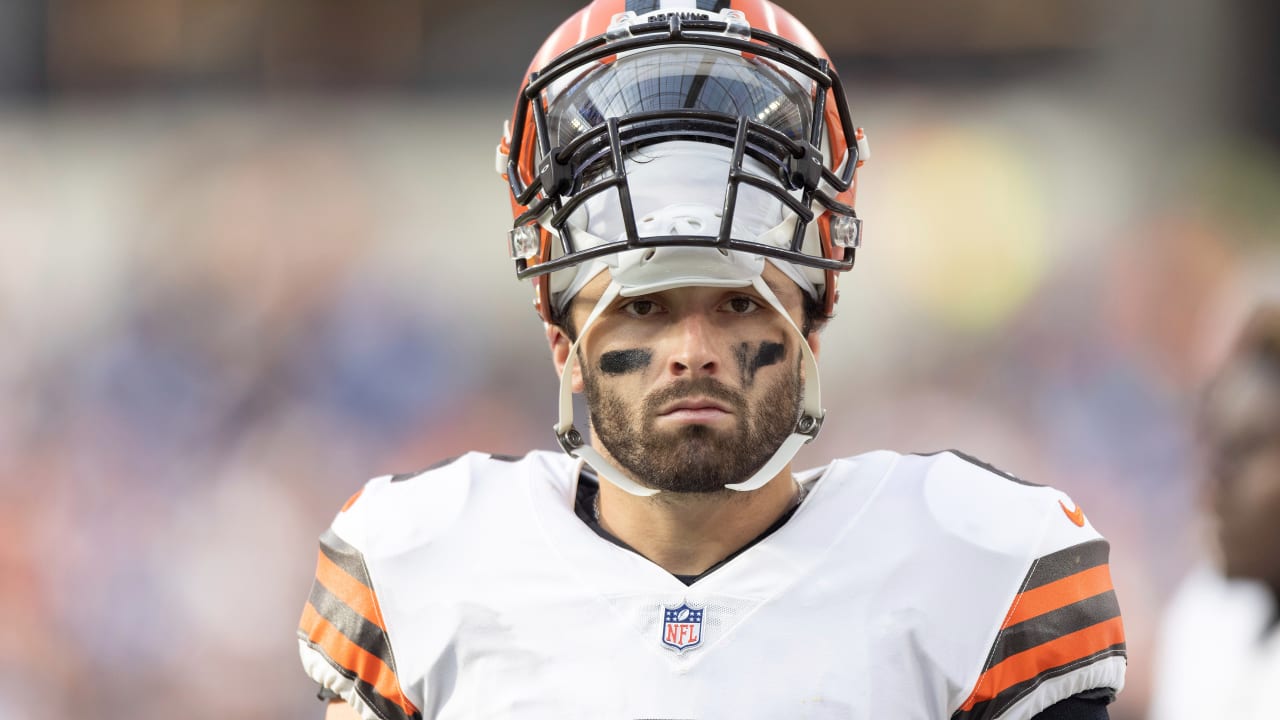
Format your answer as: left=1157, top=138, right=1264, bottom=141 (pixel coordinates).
left=733, top=340, right=786, bottom=387
left=600, top=348, right=654, bottom=375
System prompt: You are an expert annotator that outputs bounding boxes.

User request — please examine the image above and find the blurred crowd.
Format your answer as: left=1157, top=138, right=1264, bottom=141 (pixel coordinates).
left=2, top=1, right=1278, bottom=719
left=1, top=100, right=555, bottom=719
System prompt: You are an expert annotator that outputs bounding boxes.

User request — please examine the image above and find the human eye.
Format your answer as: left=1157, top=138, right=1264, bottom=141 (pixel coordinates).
left=622, top=298, right=663, bottom=317
left=723, top=295, right=760, bottom=314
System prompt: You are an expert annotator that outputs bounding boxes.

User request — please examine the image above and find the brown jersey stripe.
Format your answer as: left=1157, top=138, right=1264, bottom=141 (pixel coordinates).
left=987, top=590, right=1121, bottom=667
left=1022, top=539, right=1109, bottom=591
left=299, top=604, right=420, bottom=719
left=307, top=580, right=395, bottom=669
left=319, top=528, right=373, bottom=587
left=314, top=549, right=386, bottom=631
left=951, top=643, right=1126, bottom=720
left=1003, top=563, right=1116, bottom=629
left=299, top=632, right=421, bottom=720
left=958, top=615, right=1126, bottom=715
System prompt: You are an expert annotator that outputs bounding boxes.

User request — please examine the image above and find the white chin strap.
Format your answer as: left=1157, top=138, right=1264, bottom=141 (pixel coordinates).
left=553, top=276, right=824, bottom=497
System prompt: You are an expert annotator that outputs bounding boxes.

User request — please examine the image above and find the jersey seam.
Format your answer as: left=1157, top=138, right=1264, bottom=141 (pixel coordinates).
left=349, top=516, right=419, bottom=718
left=996, top=649, right=1126, bottom=719
left=299, top=633, right=398, bottom=720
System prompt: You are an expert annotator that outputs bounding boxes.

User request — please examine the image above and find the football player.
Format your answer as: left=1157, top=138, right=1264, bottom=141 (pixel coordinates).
left=298, top=1, right=1126, bottom=718
left=1150, top=305, right=1280, bottom=719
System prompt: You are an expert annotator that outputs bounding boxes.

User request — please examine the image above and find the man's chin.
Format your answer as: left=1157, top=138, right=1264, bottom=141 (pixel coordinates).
left=637, top=451, right=772, bottom=494
left=640, top=470, right=738, bottom=495
left=652, top=422, right=735, bottom=443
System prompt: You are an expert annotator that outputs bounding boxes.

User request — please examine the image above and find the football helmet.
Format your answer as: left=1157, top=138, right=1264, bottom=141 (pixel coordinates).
left=495, top=0, right=869, bottom=496
left=496, top=0, right=868, bottom=321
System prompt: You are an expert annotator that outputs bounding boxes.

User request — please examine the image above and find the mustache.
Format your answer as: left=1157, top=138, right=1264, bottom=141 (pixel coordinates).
left=643, top=377, right=746, bottom=415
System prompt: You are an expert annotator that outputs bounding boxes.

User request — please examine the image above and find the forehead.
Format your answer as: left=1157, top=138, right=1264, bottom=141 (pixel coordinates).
left=571, top=262, right=806, bottom=309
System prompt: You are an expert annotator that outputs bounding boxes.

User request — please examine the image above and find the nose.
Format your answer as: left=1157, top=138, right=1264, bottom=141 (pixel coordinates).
left=667, top=311, right=720, bottom=378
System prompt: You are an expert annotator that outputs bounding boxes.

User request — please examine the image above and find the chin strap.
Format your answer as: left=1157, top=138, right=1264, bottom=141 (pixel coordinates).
left=721, top=276, right=824, bottom=492
left=554, top=281, right=661, bottom=497
left=553, top=277, right=825, bottom=497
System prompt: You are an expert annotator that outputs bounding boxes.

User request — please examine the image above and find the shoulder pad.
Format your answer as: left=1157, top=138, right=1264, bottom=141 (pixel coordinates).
left=903, top=450, right=1106, bottom=557
left=332, top=451, right=533, bottom=556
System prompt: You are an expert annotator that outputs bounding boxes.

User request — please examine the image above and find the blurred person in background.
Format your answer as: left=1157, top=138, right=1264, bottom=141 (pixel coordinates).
left=296, top=1, right=1126, bottom=718
left=1150, top=305, right=1280, bottom=719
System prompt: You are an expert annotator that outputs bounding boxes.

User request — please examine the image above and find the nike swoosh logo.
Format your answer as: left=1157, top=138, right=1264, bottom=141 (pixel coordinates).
left=1059, top=499, right=1086, bottom=527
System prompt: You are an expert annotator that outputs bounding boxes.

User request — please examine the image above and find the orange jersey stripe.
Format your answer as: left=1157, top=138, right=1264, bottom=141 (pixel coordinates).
left=1003, top=564, right=1114, bottom=628
left=300, top=602, right=419, bottom=717
left=960, top=615, right=1125, bottom=712
left=341, top=489, right=364, bottom=512
left=314, top=549, right=385, bottom=631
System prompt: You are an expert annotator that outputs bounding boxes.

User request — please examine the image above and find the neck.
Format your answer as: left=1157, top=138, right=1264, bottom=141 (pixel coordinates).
left=595, top=468, right=800, bottom=576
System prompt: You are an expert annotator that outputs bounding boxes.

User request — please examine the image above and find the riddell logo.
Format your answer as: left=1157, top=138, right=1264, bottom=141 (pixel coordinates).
left=644, top=10, right=713, bottom=23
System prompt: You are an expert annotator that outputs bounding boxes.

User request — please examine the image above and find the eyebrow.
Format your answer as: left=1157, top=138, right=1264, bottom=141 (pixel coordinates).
left=581, top=282, right=788, bottom=311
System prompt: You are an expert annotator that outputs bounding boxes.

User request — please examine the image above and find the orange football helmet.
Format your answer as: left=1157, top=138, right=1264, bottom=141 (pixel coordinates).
left=496, top=0, right=868, bottom=322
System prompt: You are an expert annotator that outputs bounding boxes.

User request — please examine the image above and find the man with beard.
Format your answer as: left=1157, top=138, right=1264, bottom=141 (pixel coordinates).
left=297, top=2, right=1126, bottom=718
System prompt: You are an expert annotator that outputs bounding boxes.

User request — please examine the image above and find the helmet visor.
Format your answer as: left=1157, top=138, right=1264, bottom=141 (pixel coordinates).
left=546, top=46, right=814, bottom=150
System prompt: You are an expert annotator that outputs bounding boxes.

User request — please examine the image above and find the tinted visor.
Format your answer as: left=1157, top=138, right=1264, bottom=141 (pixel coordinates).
left=547, top=47, right=814, bottom=151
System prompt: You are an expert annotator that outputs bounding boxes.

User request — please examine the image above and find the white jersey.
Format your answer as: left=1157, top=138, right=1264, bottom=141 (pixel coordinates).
left=1150, top=565, right=1280, bottom=720
left=298, top=449, right=1126, bottom=720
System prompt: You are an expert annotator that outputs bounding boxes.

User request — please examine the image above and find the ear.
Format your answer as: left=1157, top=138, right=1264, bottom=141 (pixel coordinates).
left=545, top=323, right=586, bottom=393
left=805, top=327, right=821, bottom=362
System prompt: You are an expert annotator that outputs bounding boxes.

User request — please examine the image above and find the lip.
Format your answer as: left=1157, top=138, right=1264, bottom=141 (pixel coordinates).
left=657, top=397, right=733, bottom=417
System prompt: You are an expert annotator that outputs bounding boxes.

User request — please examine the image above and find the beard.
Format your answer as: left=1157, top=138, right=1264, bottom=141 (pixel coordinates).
left=583, top=361, right=802, bottom=493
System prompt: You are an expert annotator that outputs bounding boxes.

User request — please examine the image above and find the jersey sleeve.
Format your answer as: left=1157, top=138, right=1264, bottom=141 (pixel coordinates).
left=952, top=502, right=1127, bottom=720
left=297, top=487, right=423, bottom=720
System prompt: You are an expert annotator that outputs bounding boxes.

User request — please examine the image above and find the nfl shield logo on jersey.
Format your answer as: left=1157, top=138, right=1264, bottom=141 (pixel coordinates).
left=661, top=602, right=704, bottom=653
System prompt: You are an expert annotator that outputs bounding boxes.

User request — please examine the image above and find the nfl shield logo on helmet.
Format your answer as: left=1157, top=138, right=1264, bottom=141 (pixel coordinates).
left=661, top=602, right=704, bottom=653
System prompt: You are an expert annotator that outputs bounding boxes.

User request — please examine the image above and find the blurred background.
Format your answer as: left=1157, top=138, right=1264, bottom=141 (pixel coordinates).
left=2, top=0, right=1278, bottom=718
